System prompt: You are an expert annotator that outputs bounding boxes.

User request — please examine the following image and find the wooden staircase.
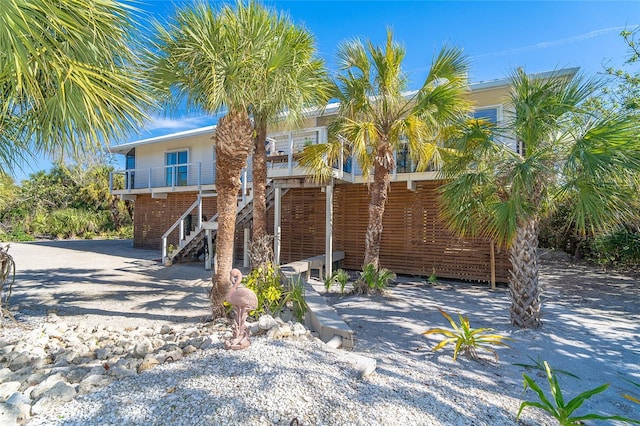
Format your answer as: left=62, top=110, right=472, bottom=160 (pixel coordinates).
left=165, top=182, right=285, bottom=265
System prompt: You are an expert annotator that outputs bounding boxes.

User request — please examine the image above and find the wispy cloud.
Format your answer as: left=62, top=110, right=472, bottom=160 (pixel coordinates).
left=473, top=25, right=636, bottom=59
left=144, top=115, right=215, bottom=131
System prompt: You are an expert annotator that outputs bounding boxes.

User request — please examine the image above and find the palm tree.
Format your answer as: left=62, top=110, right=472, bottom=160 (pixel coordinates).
left=439, top=68, right=640, bottom=328
left=247, top=11, right=330, bottom=251
left=301, top=30, right=471, bottom=293
left=148, top=1, right=321, bottom=315
left=0, top=0, right=151, bottom=174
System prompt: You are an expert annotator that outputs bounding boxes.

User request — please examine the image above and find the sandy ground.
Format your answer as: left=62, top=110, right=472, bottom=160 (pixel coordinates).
left=3, top=239, right=640, bottom=422
left=3, top=239, right=213, bottom=329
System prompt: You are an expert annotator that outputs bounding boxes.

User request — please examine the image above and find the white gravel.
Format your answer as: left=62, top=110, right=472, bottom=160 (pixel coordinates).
left=22, top=328, right=552, bottom=426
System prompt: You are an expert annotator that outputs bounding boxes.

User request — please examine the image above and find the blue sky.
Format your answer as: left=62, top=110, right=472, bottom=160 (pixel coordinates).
left=13, top=0, right=639, bottom=181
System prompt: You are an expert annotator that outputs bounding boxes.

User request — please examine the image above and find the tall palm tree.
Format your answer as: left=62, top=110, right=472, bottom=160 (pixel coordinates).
left=148, top=1, right=320, bottom=315
left=301, top=30, right=471, bottom=293
left=439, top=68, right=640, bottom=328
left=247, top=11, right=330, bottom=250
left=0, top=0, right=151, bottom=174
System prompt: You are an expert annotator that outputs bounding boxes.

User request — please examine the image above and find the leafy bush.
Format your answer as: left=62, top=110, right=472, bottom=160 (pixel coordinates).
left=423, top=308, right=512, bottom=361
left=324, top=268, right=350, bottom=294
left=586, top=227, right=640, bottom=270
left=280, top=277, right=308, bottom=322
left=517, top=361, right=640, bottom=425
left=0, top=163, right=133, bottom=242
left=241, top=263, right=309, bottom=322
left=356, top=263, right=395, bottom=294
left=242, top=263, right=283, bottom=318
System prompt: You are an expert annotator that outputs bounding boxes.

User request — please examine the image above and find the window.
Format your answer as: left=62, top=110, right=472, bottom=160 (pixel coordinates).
left=472, top=107, right=499, bottom=124
left=166, top=150, right=188, bottom=186
left=125, top=149, right=135, bottom=189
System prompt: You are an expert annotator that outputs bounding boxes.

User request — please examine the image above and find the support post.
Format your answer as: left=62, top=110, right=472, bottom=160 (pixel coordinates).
left=243, top=228, right=250, bottom=268
left=205, top=229, right=212, bottom=271
left=490, top=240, right=496, bottom=290
left=274, top=186, right=282, bottom=266
left=288, top=133, right=294, bottom=175
left=325, top=180, right=334, bottom=280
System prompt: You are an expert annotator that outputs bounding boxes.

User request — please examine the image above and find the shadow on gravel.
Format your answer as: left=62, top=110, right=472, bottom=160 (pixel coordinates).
left=8, top=240, right=212, bottom=325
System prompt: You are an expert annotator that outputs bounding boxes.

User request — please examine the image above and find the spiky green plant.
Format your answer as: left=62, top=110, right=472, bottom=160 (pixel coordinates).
left=518, top=361, right=640, bottom=425
left=280, top=277, right=308, bottom=323
left=422, top=308, right=512, bottom=361
left=357, top=263, right=395, bottom=294
left=514, top=355, right=580, bottom=379
left=620, top=375, right=640, bottom=405
left=324, top=269, right=350, bottom=294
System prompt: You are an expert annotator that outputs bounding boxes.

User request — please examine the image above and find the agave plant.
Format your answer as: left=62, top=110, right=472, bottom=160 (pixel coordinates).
left=518, top=361, right=640, bottom=425
left=422, top=308, right=512, bottom=361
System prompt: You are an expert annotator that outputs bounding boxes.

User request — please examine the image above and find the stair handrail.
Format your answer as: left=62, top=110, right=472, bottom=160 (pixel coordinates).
left=162, top=195, right=202, bottom=262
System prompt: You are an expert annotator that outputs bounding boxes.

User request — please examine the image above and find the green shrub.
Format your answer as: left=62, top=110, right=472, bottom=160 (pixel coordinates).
left=356, top=263, right=395, bottom=294
left=280, top=277, right=308, bottom=322
left=242, top=263, right=283, bottom=318
left=423, top=308, right=512, bottom=361
left=586, top=227, right=640, bottom=270
left=518, top=361, right=640, bottom=425
left=324, top=269, right=350, bottom=294
left=241, top=263, right=309, bottom=322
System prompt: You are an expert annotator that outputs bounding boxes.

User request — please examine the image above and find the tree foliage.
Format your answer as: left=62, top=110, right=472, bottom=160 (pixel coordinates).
left=0, top=164, right=132, bottom=241
left=439, top=68, right=640, bottom=327
left=605, top=26, right=640, bottom=113
left=0, top=0, right=152, bottom=175
left=300, top=30, right=471, bottom=283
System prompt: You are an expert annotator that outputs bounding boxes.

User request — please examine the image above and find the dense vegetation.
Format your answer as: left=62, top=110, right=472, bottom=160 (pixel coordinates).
left=539, top=27, right=640, bottom=272
left=0, top=164, right=132, bottom=242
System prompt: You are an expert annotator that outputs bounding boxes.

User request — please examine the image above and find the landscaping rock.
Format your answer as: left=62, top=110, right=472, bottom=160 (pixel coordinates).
left=0, top=402, right=21, bottom=426
left=258, top=315, right=277, bottom=330
left=0, top=382, right=21, bottom=402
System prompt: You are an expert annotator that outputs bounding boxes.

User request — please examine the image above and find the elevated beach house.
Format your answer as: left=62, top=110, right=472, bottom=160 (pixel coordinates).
left=108, top=68, right=578, bottom=284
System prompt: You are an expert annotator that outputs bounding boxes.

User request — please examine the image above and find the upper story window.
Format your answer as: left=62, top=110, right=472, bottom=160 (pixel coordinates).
left=472, top=106, right=500, bottom=124
left=125, top=149, right=135, bottom=188
left=166, top=150, right=188, bottom=186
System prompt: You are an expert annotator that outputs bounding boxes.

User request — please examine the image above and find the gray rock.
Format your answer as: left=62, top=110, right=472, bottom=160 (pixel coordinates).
left=95, top=348, right=110, bottom=360
left=0, top=368, right=13, bottom=383
left=0, top=402, right=21, bottom=426
left=248, top=321, right=261, bottom=335
left=30, top=373, right=65, bottom=400
left=109, top=366, right=137, bottom=379
left=31, top=381, right=77, bottom=415
left=5, top=392, right=31, bottom=422
left=182, top=345, right=197, bottom=355
left=160, top=325, right=172, bottom=334
left=65, top=368, right=88, bottom=384
left=133, top=337, right=153, bottom=358
left=54, top=349, right=78, bottom=366
left=78, top=374, right=113, bottom=395
left=8, top=352, right=31, bottom=372
left=259, top=315, right=278, bottom=330
left=0, top=382, right=21, bottom=402
left=292, top=322, right=307, bottom=337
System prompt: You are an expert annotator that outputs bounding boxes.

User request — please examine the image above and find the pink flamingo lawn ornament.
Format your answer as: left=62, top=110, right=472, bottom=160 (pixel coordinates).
left=224, top=268, right=258, bottom=350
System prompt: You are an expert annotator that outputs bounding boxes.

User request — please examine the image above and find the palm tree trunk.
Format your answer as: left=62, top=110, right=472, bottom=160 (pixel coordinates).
left=362, top=151, right=392, bottom=276
left=211, top=110, right=253, bottom=318
left=509, top=217, right=541, bottom=328
left=251, top=124, right=268, bottom=246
